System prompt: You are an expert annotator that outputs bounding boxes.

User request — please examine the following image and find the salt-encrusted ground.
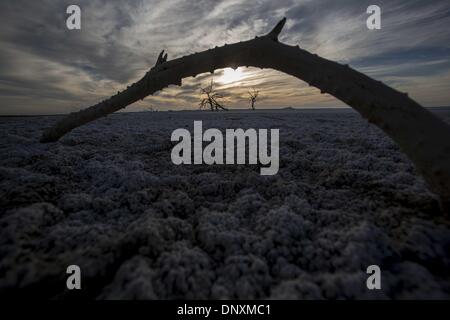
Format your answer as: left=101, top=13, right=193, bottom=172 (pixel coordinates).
left=1, top=108, right=450, bottom=299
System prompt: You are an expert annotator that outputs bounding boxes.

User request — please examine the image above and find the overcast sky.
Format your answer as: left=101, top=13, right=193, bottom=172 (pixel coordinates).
left=0, top=0, right=449, bottom=115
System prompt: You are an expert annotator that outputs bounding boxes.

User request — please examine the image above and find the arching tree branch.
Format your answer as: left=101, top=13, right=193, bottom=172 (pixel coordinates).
left=40, top=17, right=450, bottom=210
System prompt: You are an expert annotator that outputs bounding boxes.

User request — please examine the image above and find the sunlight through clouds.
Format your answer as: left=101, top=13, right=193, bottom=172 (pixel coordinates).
left=0, top=0, right=449, bottom=114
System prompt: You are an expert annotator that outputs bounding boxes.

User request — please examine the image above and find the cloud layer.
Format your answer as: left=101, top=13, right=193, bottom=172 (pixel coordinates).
left=0, top=0, right=449, bottom=114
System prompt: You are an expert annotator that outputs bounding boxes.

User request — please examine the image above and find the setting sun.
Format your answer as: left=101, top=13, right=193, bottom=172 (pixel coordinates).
left=218, top=67, right=244, bottom=84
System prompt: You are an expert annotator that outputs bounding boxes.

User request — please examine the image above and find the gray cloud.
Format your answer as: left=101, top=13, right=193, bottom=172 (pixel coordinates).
left=0, top=0, right=449, bottom=114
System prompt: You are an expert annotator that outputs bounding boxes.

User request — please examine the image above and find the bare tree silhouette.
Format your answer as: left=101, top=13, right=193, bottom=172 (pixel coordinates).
left=199, top=80, right=228, bottom=111
left=248, top=88, right=259, bottom=110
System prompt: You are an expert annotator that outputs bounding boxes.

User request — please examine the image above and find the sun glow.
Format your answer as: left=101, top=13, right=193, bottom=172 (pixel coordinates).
left=218, top=67, right=244, bottom=84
